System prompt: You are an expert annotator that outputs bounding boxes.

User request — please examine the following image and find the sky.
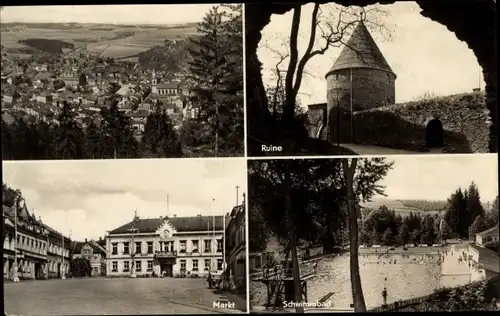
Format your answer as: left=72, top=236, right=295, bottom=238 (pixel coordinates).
left=258, top=1, right=486, bottom=107
left=0, top=4, right=216, bottom=25
left=374, top=154, right=498, bottom=202
left=2, top=159, right=246, bottom=241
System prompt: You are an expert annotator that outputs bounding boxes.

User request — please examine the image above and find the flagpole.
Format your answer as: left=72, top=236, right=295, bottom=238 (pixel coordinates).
left=13, top=198, right=19, bottom=283
left=350, top=67, right=353, bottom=143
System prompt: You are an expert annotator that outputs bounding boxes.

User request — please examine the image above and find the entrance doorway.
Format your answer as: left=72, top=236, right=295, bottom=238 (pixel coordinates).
left=57, top=263, right=61, bottom=278
left=426, top=118, right=444, bottom=149
left=35, top=262, right=42, bottom=279
left=160, top=263, right=173, bottom=277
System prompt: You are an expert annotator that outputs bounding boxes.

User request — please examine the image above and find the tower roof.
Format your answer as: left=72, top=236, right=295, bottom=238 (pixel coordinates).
left=326, top=21, right=395, bottom=77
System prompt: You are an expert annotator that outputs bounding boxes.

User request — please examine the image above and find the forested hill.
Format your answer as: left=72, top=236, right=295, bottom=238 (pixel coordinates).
left=18, top=38, right=74, bottom=54
left=398, top=200, right=448, bottom=213
left=399, top=199, right=493, bottom=213
left=137, top=38, right=195, bottom=72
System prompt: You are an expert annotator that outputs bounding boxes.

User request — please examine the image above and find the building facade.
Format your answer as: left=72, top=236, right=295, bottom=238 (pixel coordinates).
left=71, top=239, right=107, bottom=276
left=106, top=215, right=224, bottom=278
left=3, top=197, right=71, bottom=280
left=225, top=202, right=246, bottom=292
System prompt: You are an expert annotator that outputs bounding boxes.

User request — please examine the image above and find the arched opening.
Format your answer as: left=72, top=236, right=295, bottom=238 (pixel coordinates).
left=426, top=118, right=444, bottom=148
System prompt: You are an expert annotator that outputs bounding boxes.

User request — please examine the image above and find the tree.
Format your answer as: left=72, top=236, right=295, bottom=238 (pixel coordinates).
left=465, top=182, right=485, bottom=233
left=485, top=196, right=499, bottom=228
left=53, top=101, right=84, bottom=159
left=248, top=205, right=270, bottom=252
left=468, top=215, right=487, bottom=237
left=78, top=73, right=87, bottom=86
left=420, top=216, right=436, bottom=245
left=2, top=183, right=21, bottom=207
left=142, top=105, right=182, bottom=158
left=188, top=4, right=244, bottom=157
left=70, top=257, right=92, bottom=278
left=100, top=101, right=139, bottom=159
left=83, top=121, right=102, bottom=159
left=382, top=227, right=393, bottom=246
left=444, top=188, right=468, bottom=239
left=398, top=223, right=410, bottom=246
left=341, top=158, right=366, bottom=312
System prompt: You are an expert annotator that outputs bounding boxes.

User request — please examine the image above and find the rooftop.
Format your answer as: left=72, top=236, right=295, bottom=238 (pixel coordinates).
left=109, top=215, right=225, bottom=235
left=326, top=20, right=395, bottom=77
left=476, top=225, right=499, bottom=237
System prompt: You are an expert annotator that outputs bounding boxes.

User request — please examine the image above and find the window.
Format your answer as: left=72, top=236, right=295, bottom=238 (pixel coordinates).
left=112, top=243, right=118, bottom=255
left=112, top=261, right=118, bottom=272
left=180, top=240, right=186, bottom=253
left=204, top=240, right=211, bottom=253
left=147, top=260, right=153, bottom=271
left=123, top=243, right=129, bottom=254
left=193, top=259, right=198, bottom=271
left=136, top=261, right=142, bottom=272
left=192, top=240, right=199, bottom=253
left=180, top=260, right=186, bottom=271
left=204, top=259, right=211, bottom=271
left=217, top=259, right=223, bottom=271
left=123, top=261, right=130, bottom=272
left=135, top=242, right=141, bottom=254
left=217, top=239, right=222, bottom=252
left=147, top=242, right=153, bottom=254
left=387, top=73, right=391, bottom=83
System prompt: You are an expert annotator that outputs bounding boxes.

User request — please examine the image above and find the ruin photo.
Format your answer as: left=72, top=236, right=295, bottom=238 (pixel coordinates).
left=246, top=1, right=496, bottom=156
left=1, top=4, right=244, bottom=159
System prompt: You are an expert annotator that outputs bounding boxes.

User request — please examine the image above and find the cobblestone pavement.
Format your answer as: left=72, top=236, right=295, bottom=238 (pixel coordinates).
left=4, top=277, right=247, bottom=315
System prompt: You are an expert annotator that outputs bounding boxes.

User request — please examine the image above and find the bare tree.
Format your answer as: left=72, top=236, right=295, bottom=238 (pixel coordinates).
left=273, top=3, right=389, bottom=124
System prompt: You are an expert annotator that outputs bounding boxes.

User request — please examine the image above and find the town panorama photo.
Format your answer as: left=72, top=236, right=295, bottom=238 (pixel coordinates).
left=1, top=4, right=244, bottom=159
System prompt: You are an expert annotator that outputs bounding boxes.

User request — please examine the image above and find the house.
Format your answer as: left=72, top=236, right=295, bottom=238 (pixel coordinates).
left=475, top=226, right=499, bottom=246
left=106, top=214, right=224, bottom=278
left=225, top=199, right=246, bottom=293
left=71, top=239, right=107, bottom=277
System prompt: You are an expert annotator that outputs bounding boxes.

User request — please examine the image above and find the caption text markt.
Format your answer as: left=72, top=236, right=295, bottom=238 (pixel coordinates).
left=213, top=301, right=236, bottom=309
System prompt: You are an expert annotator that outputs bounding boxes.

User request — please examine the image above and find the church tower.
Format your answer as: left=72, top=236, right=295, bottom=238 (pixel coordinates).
left=325, top=19, right=396, bottom=142
left=152, top=69, right=158, bottom=94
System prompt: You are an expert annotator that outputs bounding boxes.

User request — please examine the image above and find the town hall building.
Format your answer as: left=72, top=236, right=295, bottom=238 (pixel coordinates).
left=106, top=214, right=224, bottom=278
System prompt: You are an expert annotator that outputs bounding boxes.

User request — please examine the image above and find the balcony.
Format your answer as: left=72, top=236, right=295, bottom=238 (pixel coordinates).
left=154, top=251, right=177, bottom=258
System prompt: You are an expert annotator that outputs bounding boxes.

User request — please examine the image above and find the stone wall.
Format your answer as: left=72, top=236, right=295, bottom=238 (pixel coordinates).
left=326, top=68, right=396, bottom=113
left=309, top=92, right=490, bottom=153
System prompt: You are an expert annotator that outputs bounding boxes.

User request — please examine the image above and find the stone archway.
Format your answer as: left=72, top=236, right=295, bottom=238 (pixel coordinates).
left=426, top=118, right=444, bottom=149
left=245, top=1, right=497, bottom=154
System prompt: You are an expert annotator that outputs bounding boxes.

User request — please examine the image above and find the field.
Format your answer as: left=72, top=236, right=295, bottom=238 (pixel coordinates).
left=1, top=23, right=198, bottom=58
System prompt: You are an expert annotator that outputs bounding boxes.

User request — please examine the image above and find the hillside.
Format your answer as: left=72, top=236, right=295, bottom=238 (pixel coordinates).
left=137, top=38, right=194, bottom=71
left=361, top=198, right=446, bottom=217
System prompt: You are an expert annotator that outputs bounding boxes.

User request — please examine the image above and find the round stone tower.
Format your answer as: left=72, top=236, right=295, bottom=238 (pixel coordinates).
left=325, top=20, right=396, bottom=142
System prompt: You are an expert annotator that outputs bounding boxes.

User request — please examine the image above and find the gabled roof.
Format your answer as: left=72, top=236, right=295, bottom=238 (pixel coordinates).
left=169, top=215, right=224, bottom=232
left=109, top=215, right=225, bottom=234
left=476, top=225, right=499, bottom=237
left=326, top=20, right=395, bottom=77
left=109, top=218, right=165, bottom=234
left=71, top=240, right=106, bottom=256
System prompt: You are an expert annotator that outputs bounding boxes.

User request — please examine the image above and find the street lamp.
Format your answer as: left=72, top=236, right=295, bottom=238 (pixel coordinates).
left=128, top=211, right=139, bottom=278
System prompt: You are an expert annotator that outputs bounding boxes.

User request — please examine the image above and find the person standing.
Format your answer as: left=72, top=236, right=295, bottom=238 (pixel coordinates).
left=382, top=287, right=388, bottom=306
